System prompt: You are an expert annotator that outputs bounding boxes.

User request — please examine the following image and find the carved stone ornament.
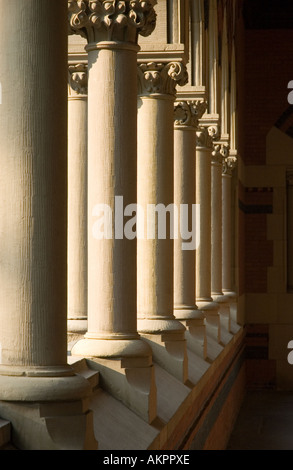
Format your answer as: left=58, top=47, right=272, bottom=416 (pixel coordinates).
left=68, top=0, right=157, bottom=43
left=174, top=100, right=207, bottom=128
left=222, top=154, right=237, bottom=175
left=196, top=126, right=213, bottom=149
left=212, top=142, right=230, bottom=165
left=207, top=124, right=220, bottom=141
left=137, top=61, right=188, bottom=97
left=68, top=63, right=88, bottom=96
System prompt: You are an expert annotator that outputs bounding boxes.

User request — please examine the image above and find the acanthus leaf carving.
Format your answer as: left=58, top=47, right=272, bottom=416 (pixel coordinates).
left=174, top=100, right=207, bottom=128
left=222, top=154, right=237, bottom=175
left=68, top=63, right=88, bottom=96
left=68, top=0, right=157, bottom=43
left=138, top=61, right=188, bottom=97
left=129, top=0, right=157, bottom=37
left=212, top=142, right=230, bottom=165
left=207, top=124, right=220, bottom=141
left=196, top=126, right=213, bottom=149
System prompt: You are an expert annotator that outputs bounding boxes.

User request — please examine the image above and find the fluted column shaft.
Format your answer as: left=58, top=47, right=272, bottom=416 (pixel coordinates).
left=137, top=94, right=175, bottom=321
left=222, top=155, right=238, bottom=323
left=211, top=150, right=223, bottom=296
left=222, top=168, right=233, bottom=294
left=211, top=145, right=231, bottom=335
left=87, top=42, right=139, bottom=341
left=68, top=0, right=157, bottom=357
left=68, top=0, right=158, bottom=424
left=196, top=130, right=212, bottom=302
left=195, top=128, right=221, bottom=342
left=174, top=122, right=197, bottom=313
left=173, top=100, right=207, bottom=358
left=68, top=63, right=88, bottom=334
left=0, top=0, right=97, bottom=450
left=0, top=0, right=74, bottom=379
left=137, top=61, right=189, bottom=382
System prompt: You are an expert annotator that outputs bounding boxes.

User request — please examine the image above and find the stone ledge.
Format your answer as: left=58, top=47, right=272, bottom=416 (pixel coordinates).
left=85, top=327, right=245, bottom=450
left=0, top=419, right=11, bottom=449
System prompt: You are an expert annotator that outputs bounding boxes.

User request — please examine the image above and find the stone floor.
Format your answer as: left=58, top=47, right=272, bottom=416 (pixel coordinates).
left=227, top=390, right=293, bottom=450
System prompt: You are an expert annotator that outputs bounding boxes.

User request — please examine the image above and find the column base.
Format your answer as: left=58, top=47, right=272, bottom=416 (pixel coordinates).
left=0, top=399, right=97, bottom=450
left=137, top=317, right=188, bottom=384
left=196, top=299, right=221, bottom=343
left=0, top=366, right=92, bottom=401
left=0, top=368, right=97, bottom=450
left=67, top=317, right=88, bottom=334
left=67, top=318, right=88, bottom=354
left=174, top=306, right=207, bottom=360
left=212, top=293, right=232, bottom=334
left=71, top=337, right=157, bottom=423
left=222, top=290, right=238, bottom=323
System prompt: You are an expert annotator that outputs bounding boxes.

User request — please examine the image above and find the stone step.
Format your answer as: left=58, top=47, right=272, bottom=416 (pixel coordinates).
left=68, top=356, right=100, bottom=391
left=0, top=419, right=12, bottom=449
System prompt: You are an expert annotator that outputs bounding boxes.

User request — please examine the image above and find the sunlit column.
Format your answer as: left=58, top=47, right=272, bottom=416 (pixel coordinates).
left=195, top=127, right=221, bottom=343
left=0, top=0, right=97, bottom=449
left=68, top=0, right=158, bottom=424
left=67, top=63, right=88, bottom=336
left=222, top=155, right=238, bottom=322
left=211, top=143, right=232, bottom=336
left=137, top=61, right=189, bottom=383
left=173, top=99, right=207, bottom=359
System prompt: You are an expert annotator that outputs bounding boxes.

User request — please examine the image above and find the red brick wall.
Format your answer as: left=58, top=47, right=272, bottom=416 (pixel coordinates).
left=238, top=181, right=246, bottom=296
left=244, top=188, right=274, bottom=293
left=244, top=30, right=293, bottom=166
left=238, top=186, right=274, bottom=294
left=245, top=324, right=276, bottom=389
left=238, top=30, right=293, bottom=293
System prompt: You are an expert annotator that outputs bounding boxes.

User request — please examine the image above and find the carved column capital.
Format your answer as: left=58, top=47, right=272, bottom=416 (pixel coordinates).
left=138, top=61, right=188, bottom=97
left=68, top=0, right=157, bottom=44
left=207, top=124, right=220, bottom=141
left=174, top=100, right=207, bottom=128
left=196, top=126, right=213, bottom=149
left=212, top=142, right=230, bottom=165
left=68, top=63, right=88, bottom=96
left=222, top=153, right=237, bottom=176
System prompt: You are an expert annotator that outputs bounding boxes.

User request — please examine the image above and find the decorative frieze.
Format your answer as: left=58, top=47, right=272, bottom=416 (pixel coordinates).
left=68, top=0, right=157, bottom=43
left=137, top=61, right=188, bottom=96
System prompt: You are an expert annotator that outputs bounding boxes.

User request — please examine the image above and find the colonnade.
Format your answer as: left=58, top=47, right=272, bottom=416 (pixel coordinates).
left=0, top=0, right=239, bottom=450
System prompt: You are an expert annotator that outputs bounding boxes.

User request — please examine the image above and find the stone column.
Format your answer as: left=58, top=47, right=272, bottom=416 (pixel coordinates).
left=173, top=99, right=207, bottom=359
left=211, top=4, right=234, bottom=336
left=223, top=37, right=238, bottom=322
left=211, top=143, right=232, bottom=338
left=137, top=61, right=189, bottom=383
left=67, top=63, right=88, bottom=338
left=195, top=127, right=221, bottom=344
left=222, top=154, right=238, bottom=322
left=68, top=0, right=157, bottom=424
left=0, top=0, right=97, bottom=449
